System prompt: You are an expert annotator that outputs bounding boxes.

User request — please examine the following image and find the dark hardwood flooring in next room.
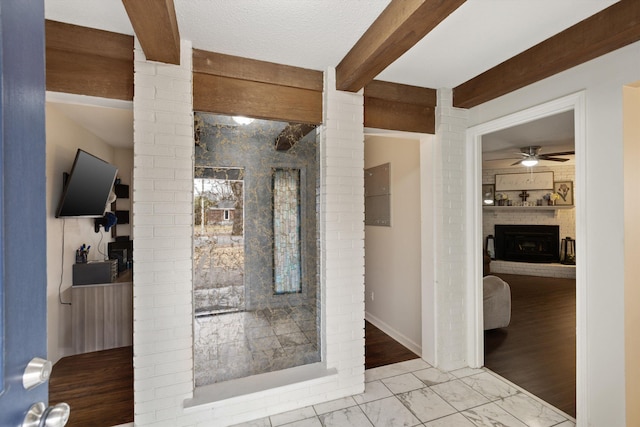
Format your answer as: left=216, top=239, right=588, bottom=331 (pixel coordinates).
left=365, top=320, right=419, bottom=369
left=49, top=322, right=416, bottom=426
left=484, top=273, right=576, bottom=418
left=49, top=346, right=134, bottom=427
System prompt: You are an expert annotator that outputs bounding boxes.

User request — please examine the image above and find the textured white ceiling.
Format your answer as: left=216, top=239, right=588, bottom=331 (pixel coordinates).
left=45, top=0, right=134, bottom=35
left=43, top=0, right=618, bottom=149
left=175, top=0, right=391, bottom=72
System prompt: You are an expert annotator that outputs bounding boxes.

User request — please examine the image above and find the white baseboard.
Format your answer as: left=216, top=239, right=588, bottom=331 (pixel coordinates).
left=365, top=312, right=422, bottom=356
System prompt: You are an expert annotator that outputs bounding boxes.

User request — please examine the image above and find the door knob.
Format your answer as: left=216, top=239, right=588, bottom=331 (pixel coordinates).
left=22, top=402, right=70, bottom=427
left=23, top=357, right=52, bottom=390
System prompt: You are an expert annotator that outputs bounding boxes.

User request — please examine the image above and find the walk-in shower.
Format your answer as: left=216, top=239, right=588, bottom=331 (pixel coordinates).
left=193, top=113, right=320, bottom=386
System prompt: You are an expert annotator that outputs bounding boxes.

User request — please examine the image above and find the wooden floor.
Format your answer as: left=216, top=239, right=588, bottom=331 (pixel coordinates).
left=365, top=320, right=419, bottom=369
left=49, top=346, right=134, bottom=427
left=484, top=273, right=576, bottom=418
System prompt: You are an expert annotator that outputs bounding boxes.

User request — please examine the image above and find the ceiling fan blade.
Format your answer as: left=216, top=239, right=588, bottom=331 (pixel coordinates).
left=511, top=159, right=524, bottom=166
left=542, top=150, right=575, bottom=156
left=538, top=156, right=570, bottom=162
left=484, top=155, right=525, bottom=160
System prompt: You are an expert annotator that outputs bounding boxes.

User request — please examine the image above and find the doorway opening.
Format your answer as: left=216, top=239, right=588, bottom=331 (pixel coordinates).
left=468, top=93, right=585, bottom=419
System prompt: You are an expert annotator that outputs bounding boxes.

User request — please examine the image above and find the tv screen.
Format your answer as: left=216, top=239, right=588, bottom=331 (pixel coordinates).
left=55, top=149, right=118, bottom=218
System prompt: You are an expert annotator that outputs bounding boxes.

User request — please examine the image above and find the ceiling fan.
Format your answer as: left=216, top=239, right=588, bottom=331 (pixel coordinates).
left=511, top=145, right=575, bottom=166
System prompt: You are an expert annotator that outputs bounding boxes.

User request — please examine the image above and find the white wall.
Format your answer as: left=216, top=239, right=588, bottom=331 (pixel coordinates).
left=467, top=40, right=640, bottom=427
left=364, top=135, right=421, bottom=355
left=46, top=103, right=132, bottom=363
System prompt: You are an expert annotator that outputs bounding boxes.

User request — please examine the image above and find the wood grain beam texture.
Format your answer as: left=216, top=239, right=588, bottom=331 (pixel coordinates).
left=336, top=0, right=466, bottom=93
left=122, top=0, right=181, bottom=65
left=364, top=80, right=436, bottom=134
left=454, top=0, right=640, bottom=109
left=193, top=49, right=323, bottom=125
left=46, top=20, right=134, bottom=101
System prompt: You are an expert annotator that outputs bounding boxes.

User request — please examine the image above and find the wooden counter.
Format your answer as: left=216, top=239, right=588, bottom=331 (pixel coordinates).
left=72, top=269, right=133, bottom=354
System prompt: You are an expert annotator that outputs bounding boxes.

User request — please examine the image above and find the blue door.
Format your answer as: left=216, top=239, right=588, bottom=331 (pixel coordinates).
left=0, top=1, right=53, bottom=425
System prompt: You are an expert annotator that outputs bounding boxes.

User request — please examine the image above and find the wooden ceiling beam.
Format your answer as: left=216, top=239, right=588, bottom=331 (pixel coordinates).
left=336, top=0, right=466, bottom=93
left=365, top=80, right=436, bottom=107
left=122, top=0, right=181, bottom=65
left=454, top=0, right=640, bottom=109
left=193, top=49, right=323, bottom=124
left=193, top=49, right=323, bottom=91
left=46, top=20, right=134, bottom=100
left=193, top=73, right=322, bottom=125
left=364, top=80, right=436, bottom=134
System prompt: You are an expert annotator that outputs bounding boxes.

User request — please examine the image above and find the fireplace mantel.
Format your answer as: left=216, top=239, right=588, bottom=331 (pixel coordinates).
left=483, top=205, right=573, bottom=211
left=484, top=205, right=573, bottom=218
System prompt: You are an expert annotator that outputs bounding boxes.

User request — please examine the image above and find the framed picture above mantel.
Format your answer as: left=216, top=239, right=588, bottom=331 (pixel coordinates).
left=495, top=171, right=554, bottom=191
left=554, top=181, right=573, bottom=205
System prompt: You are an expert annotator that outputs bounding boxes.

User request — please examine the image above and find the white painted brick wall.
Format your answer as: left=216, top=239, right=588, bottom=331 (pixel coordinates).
left=132, top=39, right=195, bottom=426
left=434, top=88, right=469, bottom=371
left=320, top=67, right=366, bottom=389
left=132, top=45, right=364, bottom=424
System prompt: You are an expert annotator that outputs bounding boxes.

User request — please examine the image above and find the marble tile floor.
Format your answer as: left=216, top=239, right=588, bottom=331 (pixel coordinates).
left=231, top=359, right=576, bottom=427
left=194, top=305, right=321, bottom=386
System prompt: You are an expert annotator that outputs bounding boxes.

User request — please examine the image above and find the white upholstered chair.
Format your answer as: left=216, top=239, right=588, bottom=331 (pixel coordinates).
left=483, top=275, right=511, bottom=330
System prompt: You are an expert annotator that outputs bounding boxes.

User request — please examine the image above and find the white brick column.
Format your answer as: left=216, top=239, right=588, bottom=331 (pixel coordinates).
left=132, top=40, right=195, bottom=426
left=433, top=88, right=469, bottom=370
left=320, top=68, right=366, bottom=383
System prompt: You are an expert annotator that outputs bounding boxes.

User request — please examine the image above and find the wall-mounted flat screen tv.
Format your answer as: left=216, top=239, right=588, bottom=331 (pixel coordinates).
left=55, top=149, right=118, bottom=218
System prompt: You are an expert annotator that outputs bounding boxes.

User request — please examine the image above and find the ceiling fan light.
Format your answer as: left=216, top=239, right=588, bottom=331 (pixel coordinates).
left=522, top=158, right=538, bottom=167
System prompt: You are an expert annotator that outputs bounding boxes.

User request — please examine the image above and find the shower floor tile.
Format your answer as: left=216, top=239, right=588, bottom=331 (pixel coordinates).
left=194, top=305, right=320, bottom=386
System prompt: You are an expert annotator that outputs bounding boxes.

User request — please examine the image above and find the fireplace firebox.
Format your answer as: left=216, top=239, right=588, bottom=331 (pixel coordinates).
left=495, top=224, right=560, bottom=263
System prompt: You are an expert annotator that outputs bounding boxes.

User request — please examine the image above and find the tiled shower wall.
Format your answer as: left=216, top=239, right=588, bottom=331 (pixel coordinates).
left=482, top=164, right=576, bottom=247
left=194, top=114, right=318, bottom=311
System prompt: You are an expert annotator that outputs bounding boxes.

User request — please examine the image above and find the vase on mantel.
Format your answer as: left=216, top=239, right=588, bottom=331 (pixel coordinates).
left=548, top=200, right=555, bottom=206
